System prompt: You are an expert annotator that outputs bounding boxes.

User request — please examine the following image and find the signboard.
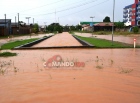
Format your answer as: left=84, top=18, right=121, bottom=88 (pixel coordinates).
left=90, top=23, right=93, bottom=27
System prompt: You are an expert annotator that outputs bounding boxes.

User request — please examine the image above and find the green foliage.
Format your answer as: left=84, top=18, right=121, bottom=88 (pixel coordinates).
left=33, top=23, right=39, bottom=33
left=69, top=24, right=82, bottom=31
left=0, top=52, right=17, bottom=57
left=1, top=38, right=38, bottom=49
left=133, top=26, right=139, bottom=33
left=76, top=25, right=82, bottom=31
left=63, top=25, right=70, bottom=32
left=115, top=21, right=125, bottom=29
left=70, top=25, right=76, bottom=31
left=46, top=23, right=63, bottom=33
left=103, top=16, right=111, bottom=22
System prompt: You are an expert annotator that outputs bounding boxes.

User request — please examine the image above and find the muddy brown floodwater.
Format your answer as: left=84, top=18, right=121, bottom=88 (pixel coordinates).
left=0, top=33, right=53, bottom=46
left=32, top=32, right=82, bottom=47
left=0, top=49, right=140, bottom=103
left=75, top=33, right=140, bottom=45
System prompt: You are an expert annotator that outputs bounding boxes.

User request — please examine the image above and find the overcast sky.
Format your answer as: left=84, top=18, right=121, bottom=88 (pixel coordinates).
left=0, top=0, right=134, bottom=25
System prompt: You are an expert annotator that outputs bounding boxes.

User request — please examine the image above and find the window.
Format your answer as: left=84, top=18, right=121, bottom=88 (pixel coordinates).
left=132, top=19, right=135, bottom=21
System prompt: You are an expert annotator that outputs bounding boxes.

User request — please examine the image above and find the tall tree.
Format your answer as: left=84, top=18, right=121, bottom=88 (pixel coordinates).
left=114, top=21, right=125, bottom=29
left=103, top=16, right=111, bottom=22
left=47, top=23, right=63, bottom=33
left=33, top=23, right=39, bottom=33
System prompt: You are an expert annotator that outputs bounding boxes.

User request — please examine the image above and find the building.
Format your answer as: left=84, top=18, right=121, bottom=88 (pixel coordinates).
left=80, top=22, right=99, bottom=31
left=80, top=22, right=114, bottom=31
left=0, top=19, right=11, bottom=36
left=94, top=22, right=114, bottom=31
left=123, top=0, right=140, bottom=26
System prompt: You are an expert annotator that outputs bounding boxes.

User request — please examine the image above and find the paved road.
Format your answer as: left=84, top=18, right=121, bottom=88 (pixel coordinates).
left=32, top=32, right=82, bottom=47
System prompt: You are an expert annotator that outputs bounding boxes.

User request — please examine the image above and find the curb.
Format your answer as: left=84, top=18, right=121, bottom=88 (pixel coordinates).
left=72, top=35, right=94, bottom=46
left=13, top=46, right=95, bottom=50
left=13, top=35, right=53, bottom=49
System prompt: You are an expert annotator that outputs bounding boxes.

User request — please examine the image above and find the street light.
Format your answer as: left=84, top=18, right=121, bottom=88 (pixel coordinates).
left=25, top=17, right=31, bottom=25
left=90, top=16, right=95, bottom=36
left=112, top=0, right=115, bottom=45
left=44, top=22, right=47, bottom=32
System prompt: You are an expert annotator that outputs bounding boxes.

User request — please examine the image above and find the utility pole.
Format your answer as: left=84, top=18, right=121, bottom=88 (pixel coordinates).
left=112, top=0, right=115, bottom=45
left=18, top=13, right=19, bottom=28
left=25, top=17, right=31, bottom=25
left=90, top=16, right=95, bottom=36
left=55, top=9, right=56, bottom=23
left=15, top=16, right=16, bottom=27
left=58, top=17, right=59, bottom=24
left=4, top=14, right=6, bottom=28
left=44, top=22, right=47, bottom=32
left=33, top=18, right=34, bottom=24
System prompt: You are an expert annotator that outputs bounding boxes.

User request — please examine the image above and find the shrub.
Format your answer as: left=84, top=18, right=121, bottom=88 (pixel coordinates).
left=133, top=26, right=139, bottom=33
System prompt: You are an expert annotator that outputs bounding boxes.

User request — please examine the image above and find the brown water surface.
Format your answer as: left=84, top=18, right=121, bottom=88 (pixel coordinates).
left=75, top=33, right=140, bottom=45
left=32, top=32, right=82, bottom=47
left=0, top=49, right=140, bottom=103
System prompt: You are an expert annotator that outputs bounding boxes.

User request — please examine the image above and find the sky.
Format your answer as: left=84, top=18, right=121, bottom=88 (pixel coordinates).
left=0, top=0, right=134, bottom=26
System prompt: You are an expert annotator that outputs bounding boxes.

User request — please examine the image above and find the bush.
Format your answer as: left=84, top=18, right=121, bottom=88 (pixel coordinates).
left=33, top=23, right=39, bottom=33
left=133, top=26, right=139, bottom=33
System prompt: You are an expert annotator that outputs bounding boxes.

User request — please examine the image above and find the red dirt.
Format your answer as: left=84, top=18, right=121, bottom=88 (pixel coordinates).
left=0, top=49, right=140, bottom=103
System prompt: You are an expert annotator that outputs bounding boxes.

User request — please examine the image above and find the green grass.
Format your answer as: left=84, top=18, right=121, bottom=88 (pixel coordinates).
left=74, top=35, right=136, bottom=48
left=72, top=31, right=140, bottom=35
left=1, top=38, right=38, bottom=49
left=0, top=52, right=17, bottom=57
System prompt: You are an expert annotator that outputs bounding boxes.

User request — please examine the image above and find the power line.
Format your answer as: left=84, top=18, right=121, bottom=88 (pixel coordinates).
left=6, top=0, right=110, bottom=25
left=59, top=0, right=110, bottom=18
left=22, top=0, right=99, bottom=16
left=8, top=0, right=64, bottom=15
left=24, top=0, right=94, bottom=15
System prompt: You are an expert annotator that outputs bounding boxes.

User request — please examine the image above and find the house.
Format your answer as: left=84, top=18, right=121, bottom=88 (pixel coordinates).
left=82, top=24, right=92, bottom=31
left=80, top=21, right=99, bottom=31
left=80, top=21, right=115, bottom=31
left=11, top=22, right=32, bottom=34
left=94, top=22, right=115, bottom=31
left=0, top=19, right=11, bottom=36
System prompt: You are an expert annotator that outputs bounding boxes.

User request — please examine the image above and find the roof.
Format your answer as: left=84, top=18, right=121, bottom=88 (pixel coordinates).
left=80, top=22, right=100, bottom=25
left=82, top=24, right=90, bottom=27
left=94, top=22, right=114, bottom=26
left=124, top=4, right=132, bottom=9
left=0, top=19, right=11, bottom=23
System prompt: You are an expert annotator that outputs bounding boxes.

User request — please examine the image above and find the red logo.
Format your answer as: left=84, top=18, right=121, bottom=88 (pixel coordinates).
left=43, top=55, right=85, bottom=68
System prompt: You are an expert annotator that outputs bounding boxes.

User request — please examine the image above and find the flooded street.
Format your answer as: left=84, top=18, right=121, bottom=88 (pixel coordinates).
left=0, top=49, right=140, bottom=103
left=75, top=33, right=140, bottom=45
left=0, top=33, right=53, bottom=47
left=32, top=32, right=82, bottom=47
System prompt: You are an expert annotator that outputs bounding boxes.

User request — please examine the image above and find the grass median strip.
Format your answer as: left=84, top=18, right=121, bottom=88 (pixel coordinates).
left=1, top=38, right=38, bottom=50
left=0, top=52, right=17, bottom=57
left=74, top=35, right=135, bottom=48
